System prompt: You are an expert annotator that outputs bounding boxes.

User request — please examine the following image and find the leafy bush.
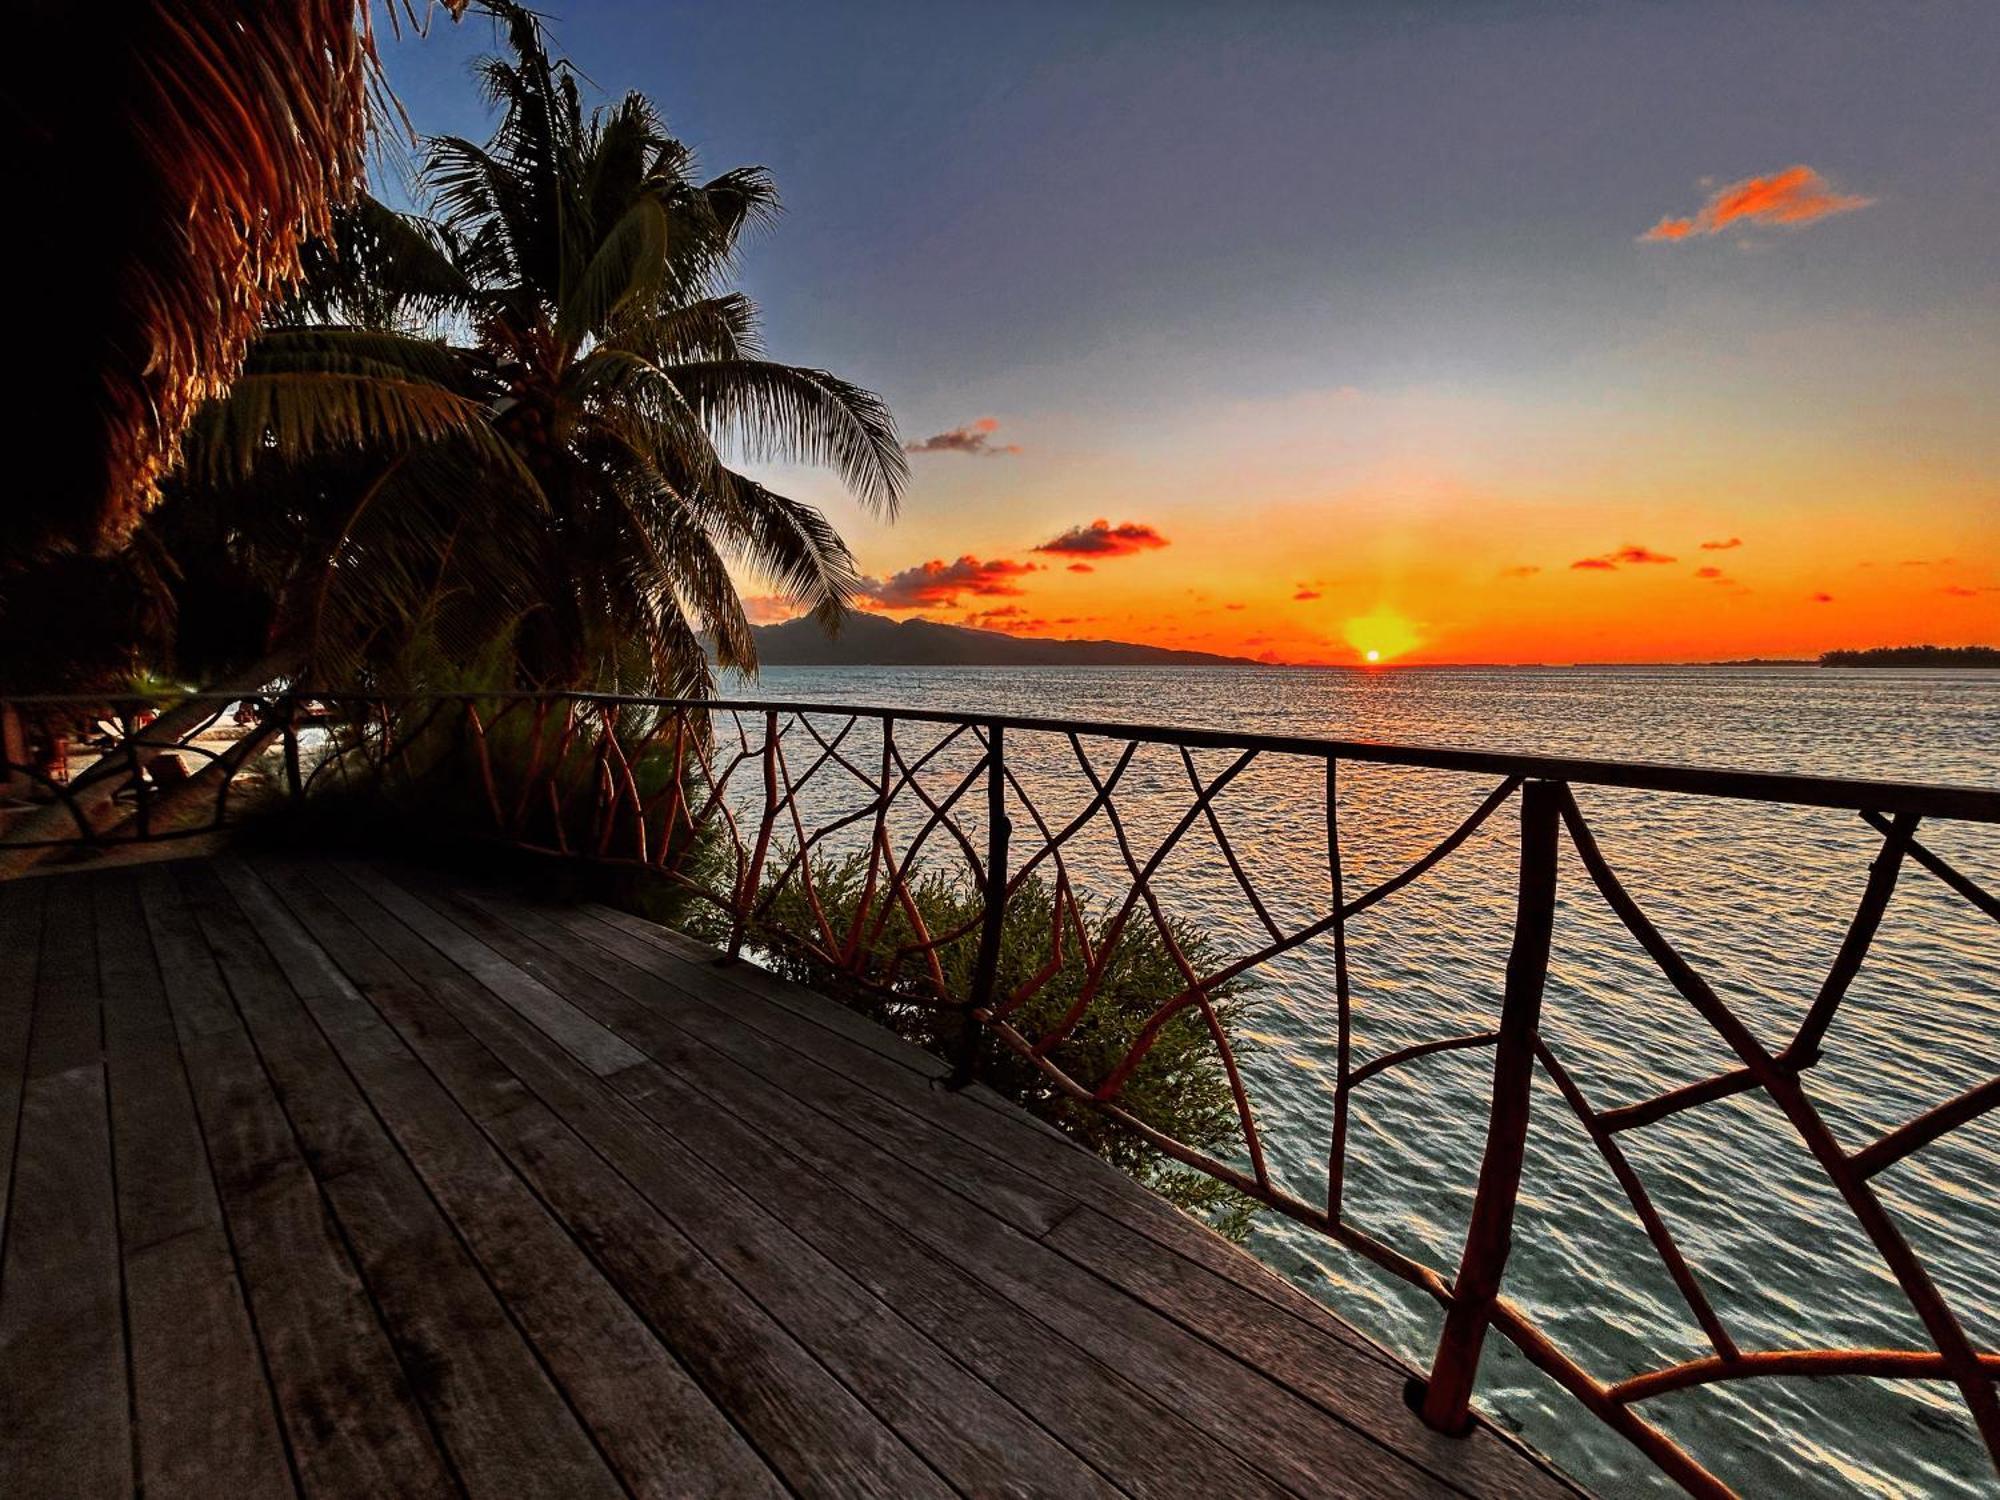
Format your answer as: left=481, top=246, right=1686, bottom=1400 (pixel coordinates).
left=733, top=851, right=1257, bottom=1237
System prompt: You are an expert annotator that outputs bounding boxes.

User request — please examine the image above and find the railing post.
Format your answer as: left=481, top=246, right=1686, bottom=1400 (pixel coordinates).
left=1, top=698, right=29, bottom=796
left=1418, top=776, right=1561, bottom=1433
left=951, top=722, right=1011, bottom=1090
left=728, top=710, right=781, bottom=962
left=280, top=694, right=303, bottom=801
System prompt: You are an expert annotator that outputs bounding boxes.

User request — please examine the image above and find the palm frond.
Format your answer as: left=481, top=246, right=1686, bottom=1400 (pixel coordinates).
left=9, top=0, right=468, bottom=556
left=555, top=196, right=670, bottom=351
left=287, top=194, right=476, bottom=327
left=609, top=293, right=761, bottom=362
left=179, top=327, right=518, bottom=484
left=667, top=360, right=908, bottom=515
left=726, top=476, right=864, bottom=632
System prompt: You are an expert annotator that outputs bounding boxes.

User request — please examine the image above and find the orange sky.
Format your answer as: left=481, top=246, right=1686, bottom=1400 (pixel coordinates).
left=750, top=365, right=2000, bottom=664
left=390, top=6, right=2000, bottom=668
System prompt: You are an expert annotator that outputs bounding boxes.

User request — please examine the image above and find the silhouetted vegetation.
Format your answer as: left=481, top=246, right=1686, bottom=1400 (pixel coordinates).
left=3, top=2, right=901, bottom=702
left=1820, top=645, right=2000, bottom=668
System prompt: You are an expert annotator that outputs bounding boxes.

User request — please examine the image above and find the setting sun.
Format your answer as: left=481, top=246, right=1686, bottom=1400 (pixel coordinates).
left=1343, top=609, right=1422, bottom=664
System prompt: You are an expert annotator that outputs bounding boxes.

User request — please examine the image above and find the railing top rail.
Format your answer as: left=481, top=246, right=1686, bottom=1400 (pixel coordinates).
left=6, top=688, right=1997, bottom=823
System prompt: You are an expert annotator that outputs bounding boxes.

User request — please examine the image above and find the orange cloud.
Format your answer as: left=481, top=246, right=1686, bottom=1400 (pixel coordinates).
left=1811, top=592, right=1836, bottom=603
left=904, top=417, right=1021, bottom=456
left=1694, top=566, right=1728, bottom=581
left=1293, top=588, right=1321, bottom=600
left=1067, top=562, right=1094, bottom=573
left=1573, top=545, right=1677, bottom=570
left=1642, top=165, right=1871, bottom=242
left=1033, top=519, right=1170, bottom=558
left=741, top=594, right=800, bottom=624
left=1700, top=537, right=1743, bottom=551
left=862, top=555, right=1038, bottom=608
left=1498, top=564, right=1541, bottom=579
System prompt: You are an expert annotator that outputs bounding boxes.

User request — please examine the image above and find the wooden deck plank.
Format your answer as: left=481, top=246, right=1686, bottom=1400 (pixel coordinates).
left=0, top=871, right=131, bottom=1498
left=171, top=863, right=624, bottom=1500
left=584, top=900, right=1416, bottom=1368
left=226, top=858, right=787, bottom=1500
left=0, top=879, right=46, bottom=1255
left=137, top=865, right=462, bottom=1500
left=582, top=895, right=1419, bottom=1368
left=309, top=860, right=1119, bottom=1500
left=369, top=866, right=1481, bottom=1499
left=95, top=871, right=297, bottom=1500
left=1, top=853, right=1580, bottom=1500
left=586, top=902, right=953, bottom=1082
left=282, top=860, right=961, bottom=1499
left=603, top=919, right=1579, bottom=1497
left=601, top=1052, right=1295, bottom=1500
left=429, top=881, right=1075, bottom=1239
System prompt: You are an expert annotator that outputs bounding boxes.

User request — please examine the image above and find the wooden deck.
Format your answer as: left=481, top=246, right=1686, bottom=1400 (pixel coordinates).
left=0, top=854, right=1581, bottom=1499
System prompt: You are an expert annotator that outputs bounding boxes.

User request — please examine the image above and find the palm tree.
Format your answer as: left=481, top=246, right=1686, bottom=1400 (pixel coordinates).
left=0, top=3, right=904, bottom=876
left=189, top=1, right=907, bottom=695
left=3, top=1, right=462, bottom=562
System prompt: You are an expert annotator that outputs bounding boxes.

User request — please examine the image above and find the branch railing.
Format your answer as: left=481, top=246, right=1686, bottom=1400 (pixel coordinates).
left=4, top=688, right=1998, bottom=1496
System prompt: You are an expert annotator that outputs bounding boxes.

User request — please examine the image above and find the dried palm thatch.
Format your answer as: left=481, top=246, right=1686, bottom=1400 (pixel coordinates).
left=3, top=1, right=459, bottom=561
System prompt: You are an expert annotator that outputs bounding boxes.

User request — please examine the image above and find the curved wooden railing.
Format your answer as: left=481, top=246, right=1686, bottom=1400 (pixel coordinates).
left=4, top=689, right=1998, bottom=1495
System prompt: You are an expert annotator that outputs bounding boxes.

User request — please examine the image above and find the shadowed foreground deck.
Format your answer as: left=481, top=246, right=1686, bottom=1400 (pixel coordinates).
left=0, top=855, right=1580, bottom=1498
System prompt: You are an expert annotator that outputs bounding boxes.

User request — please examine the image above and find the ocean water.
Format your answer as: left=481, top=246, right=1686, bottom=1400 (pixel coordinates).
left=721, top=664, right=2000, bottom=1498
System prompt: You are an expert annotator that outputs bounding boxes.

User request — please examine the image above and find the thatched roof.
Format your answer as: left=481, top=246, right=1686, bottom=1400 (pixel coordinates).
left=4, top=2, right=456, bottom=560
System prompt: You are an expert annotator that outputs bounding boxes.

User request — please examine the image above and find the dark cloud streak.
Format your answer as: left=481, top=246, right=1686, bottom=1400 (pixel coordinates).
left=1032, top=518, right=1170, bottom=558
left=903, top=417, right=1021, bottom=457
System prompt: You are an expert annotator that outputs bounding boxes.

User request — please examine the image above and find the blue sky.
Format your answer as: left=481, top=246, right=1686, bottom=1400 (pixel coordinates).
left=379, top=1, right=2000, bottom=661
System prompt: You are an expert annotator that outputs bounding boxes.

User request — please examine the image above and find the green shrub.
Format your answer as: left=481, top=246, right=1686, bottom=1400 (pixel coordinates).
left=734, top=851, right=1258, bottom=1238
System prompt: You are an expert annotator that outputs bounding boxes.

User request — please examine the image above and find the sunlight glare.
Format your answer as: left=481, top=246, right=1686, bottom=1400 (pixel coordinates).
left=1343, top=609, right=1421, bottom=664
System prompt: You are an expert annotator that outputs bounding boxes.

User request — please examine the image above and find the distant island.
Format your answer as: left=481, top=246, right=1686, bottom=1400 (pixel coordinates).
left=1820, top=645, right=2000, bottom=669
left=1703, top=657, right=1814, bottom=668
left=747, top=613, right=1258, bottom=668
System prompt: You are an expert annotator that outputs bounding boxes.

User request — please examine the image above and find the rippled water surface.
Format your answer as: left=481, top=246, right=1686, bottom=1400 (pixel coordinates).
left=728, top=665, right=1999, bottom=1497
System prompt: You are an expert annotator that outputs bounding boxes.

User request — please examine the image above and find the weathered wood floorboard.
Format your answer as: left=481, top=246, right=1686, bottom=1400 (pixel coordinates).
left=135, top=864, right=460, bottom=1500
left=0, top=857, right=1583, bottom=1500
left=0, top=879, right=130, bottom=1499
left=367, top=863, right=1558, bottom=1500
left=95, top=871, right=296, bottom=1500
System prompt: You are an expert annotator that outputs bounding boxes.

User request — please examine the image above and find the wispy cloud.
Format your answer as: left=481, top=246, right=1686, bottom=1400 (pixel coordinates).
left=741, top=594, right=800, bottom=624
left=903, top=417, right=1021, bottom=457
left=1032, top=519, right=1171, bottom=558
left=1293, top=588, right=1321, bottom=600
left=1642, top=165, right=1871, bottom=243
left=1700, top=537, right=1743, bottom=551
left=1572, top=545, right=1677, bottom=570
left=1498, top=564, right=1541, bottom=579
left=1067, top=562, right=1094, bottom=573
left=861, top=555, right=1038, bottom=609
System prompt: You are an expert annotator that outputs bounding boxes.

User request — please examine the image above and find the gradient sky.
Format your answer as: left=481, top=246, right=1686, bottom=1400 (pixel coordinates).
left=383, top=1, right=2000, bottom=663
